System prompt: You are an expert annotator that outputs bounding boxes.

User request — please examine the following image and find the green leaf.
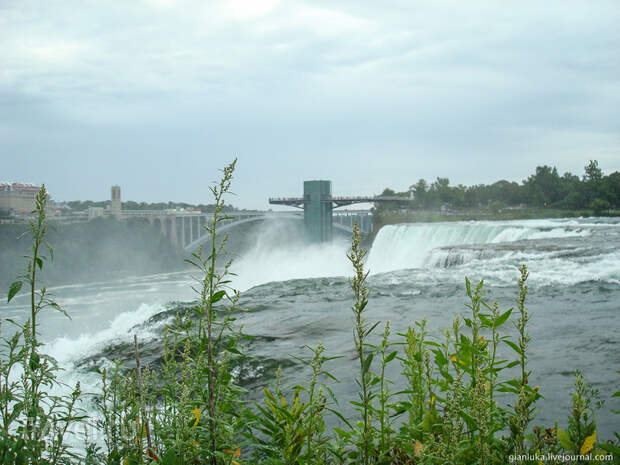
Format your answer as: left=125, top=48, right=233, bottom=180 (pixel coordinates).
left=503, top=339, right=522, bottom=356
left=494, top=309, right=512, bottom=328
left=384, top=351, right=398, bottom=364
left=7, top=281, right=22, bottom=303
left=422, top=406, right=440, bottom=433
left=35, top=257, right=43, bottom=270
left=557, top=429, right=574, bottom=451
left=362, top=353, right=374, bottom=375
left=598, top=442, right=620, bottom=456
left=365, top=320, right=380, bottom=337
left=479, top=314, right=493, bottom=327
left=211, top=290, right=226, bottom=304
left=49, top=301, right=71, bottom=319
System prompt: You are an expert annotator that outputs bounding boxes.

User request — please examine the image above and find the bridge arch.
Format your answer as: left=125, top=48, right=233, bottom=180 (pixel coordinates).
left=183, top=214, right=302, bottom=252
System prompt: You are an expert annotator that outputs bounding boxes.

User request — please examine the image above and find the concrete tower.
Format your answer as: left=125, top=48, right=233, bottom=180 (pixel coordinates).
left=304, top=180, right=332, bottom=243
left=111, top=185, right=121, bottom=218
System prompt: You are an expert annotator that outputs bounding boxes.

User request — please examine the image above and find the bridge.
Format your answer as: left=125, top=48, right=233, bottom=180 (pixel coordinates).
left=46, top=182, right=396, bottom=249
left=270, top=180, right=406, bottom=242
left=116, top=209, right=372, bottom=252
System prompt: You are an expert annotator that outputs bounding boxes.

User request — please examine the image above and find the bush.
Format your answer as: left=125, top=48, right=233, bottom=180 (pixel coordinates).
left=591, top=198, right=611, bottom=216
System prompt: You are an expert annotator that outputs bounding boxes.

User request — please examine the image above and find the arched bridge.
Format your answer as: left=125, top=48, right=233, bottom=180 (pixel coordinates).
left=122, top=209, right=372, bottom=252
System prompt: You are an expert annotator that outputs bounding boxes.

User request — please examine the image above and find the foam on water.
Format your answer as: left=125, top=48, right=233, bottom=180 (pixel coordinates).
left=46, top=302, right=167, bottom=367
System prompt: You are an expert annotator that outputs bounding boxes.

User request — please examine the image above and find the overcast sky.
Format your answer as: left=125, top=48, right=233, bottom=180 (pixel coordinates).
left=1, top=0, right=619, bottom=209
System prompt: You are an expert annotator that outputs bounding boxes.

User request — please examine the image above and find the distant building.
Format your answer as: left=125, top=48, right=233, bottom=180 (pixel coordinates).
left=88, top=206, right=105, bottom=219
left=0, top=182, right=42, bottom=214
left=111, top=185, right=121, bottom=218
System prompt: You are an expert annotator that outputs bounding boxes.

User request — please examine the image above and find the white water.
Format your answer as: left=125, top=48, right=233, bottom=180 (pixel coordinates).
left=367, top=219, right=596, bottom=274
left=231, top=220, right=352, bottom=290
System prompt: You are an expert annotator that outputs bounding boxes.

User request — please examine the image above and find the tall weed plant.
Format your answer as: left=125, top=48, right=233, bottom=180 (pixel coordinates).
left=1, top=186, right=93, bottom=464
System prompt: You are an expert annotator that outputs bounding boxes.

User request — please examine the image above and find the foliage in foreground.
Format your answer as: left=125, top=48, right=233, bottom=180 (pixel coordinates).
left=1, top=162, right=619, bottom=465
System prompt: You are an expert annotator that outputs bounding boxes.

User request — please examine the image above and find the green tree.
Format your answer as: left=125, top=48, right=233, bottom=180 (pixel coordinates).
left=601, top=171, right=620, bottom=207
left=409, top=179, right=428, bottom=208
left=430, top=177, right=451, bottom=206
left=584, top=160, right=602, bottom=183
left=524, top=165, right=563, bottom=206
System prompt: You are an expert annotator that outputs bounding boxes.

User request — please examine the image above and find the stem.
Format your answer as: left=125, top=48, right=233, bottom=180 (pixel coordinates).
left=28, top=186, right=47, bottom=445
left=206, top=183, right=221, bottom=464
left=489, top=301, right=499, bottom=404
left=204, top=160, right=236, bottom=465
left=30, top=238, right=39, bottom=344
left=348, top=221, right=371, bottom=465
left=134, top=335, right=153, bottom=459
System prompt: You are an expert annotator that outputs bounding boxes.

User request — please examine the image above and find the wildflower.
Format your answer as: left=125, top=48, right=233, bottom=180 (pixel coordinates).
left=191, top=408, right=201, bottom=427
left=414, top=440, right=424, bottom=456
left=450, top=356, right=456, bottom=362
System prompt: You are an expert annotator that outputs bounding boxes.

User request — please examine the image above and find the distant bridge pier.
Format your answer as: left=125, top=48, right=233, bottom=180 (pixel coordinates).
left=304, top=180, right=333, bottom=243
left=169, top=217, right=178, bottom=247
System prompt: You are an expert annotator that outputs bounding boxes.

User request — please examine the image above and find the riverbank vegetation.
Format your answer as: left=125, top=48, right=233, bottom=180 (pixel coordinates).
left=372, top=160, right=620, bottom=231
left=2, top=163, right=618, bottom=464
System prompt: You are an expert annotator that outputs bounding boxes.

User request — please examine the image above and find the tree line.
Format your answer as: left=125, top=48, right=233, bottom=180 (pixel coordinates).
left=381, top=160, right=619, bottom=214
left=64, top=199, right=240, bottom=213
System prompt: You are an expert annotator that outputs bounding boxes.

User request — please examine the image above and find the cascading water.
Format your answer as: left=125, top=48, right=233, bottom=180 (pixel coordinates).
left=367, top=219, right=592, bottom=274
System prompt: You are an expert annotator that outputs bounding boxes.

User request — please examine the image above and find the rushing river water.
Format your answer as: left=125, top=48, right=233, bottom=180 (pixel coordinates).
left=2, top=217, right=619, bottom=438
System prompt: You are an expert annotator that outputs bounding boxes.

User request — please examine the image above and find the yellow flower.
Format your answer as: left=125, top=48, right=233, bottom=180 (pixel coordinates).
left=191, top=408, right=201, bottom=427
left=414, top=440, right=424, bottom=456
left=484, top=381, right=490, bottom=389
left=450, top=356, right=457, bottom=362
left=580, top=431, right=596, bottom=455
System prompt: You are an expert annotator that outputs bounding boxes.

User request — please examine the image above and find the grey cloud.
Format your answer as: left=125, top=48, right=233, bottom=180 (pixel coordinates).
left=0, top=0, right=618, bottom=208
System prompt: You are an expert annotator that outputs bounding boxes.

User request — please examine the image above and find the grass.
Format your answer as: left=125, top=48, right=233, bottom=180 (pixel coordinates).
left=1, top=162, right=619, bottom=464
